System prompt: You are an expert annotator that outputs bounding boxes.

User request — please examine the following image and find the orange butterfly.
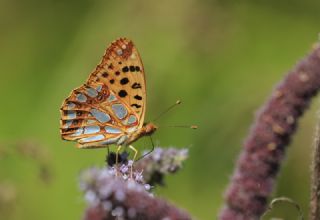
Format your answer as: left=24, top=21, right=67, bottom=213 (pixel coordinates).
left=60, top=38, right=157, bottom=159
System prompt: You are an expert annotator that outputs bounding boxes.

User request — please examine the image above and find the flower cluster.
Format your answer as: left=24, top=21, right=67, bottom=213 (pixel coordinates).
left=135, top=147, right=189, bottom=185
left=80, top=147, right=191, bottom=220
left=80, top=165, right=150, bottom=219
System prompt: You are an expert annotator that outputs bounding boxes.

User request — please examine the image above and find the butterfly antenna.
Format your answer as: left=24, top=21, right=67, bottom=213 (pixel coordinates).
left=153, top=100, right=181, bottom=122
left=136, top=136, right=155, bottom=161
left=162, top=125, right=198, bottom=129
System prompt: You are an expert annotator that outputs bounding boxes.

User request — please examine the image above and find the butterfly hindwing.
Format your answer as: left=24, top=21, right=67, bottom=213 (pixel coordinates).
left=60, top=81, right=139, bottom=148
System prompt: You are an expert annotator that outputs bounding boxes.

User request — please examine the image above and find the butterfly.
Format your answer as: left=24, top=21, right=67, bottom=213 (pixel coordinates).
left=60, top=38, right=157, bottom=157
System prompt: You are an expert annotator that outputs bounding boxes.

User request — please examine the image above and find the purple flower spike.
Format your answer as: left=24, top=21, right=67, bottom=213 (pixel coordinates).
left=219, top=43, right=320, bottom=219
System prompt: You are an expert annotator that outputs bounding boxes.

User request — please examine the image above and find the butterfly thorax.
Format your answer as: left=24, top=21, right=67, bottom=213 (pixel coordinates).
left=125, top=123, right=157, bottom=145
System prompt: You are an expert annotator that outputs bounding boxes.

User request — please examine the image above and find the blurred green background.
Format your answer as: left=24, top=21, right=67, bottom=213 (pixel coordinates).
left=1, top=0, right=320, bottom=219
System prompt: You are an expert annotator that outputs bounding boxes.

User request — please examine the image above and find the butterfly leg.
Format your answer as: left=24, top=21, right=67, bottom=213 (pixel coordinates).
left=115, top=145, right=122, bottom=176
left=128, top=145, right=138, bottom=179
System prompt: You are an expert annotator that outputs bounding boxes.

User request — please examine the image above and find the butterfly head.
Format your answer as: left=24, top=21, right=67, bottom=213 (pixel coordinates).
left=143, top=122, right=158, bottom=136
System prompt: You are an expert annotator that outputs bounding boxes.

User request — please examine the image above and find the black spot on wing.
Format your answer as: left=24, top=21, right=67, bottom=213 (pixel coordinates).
left=122, top=66, right=129, bottom=72
left=129, top=66, right=135, bottom=72
left=118, top=90, right=128, bottom=97
left=120, top=77, right=129, bottom=85
left=102, top=72, right=108, bottom=78
left=134, top=95, right=142, bottom=100
left=132, top=83, right=141, bottom=89
left=131, top=104, right=142, bottom=108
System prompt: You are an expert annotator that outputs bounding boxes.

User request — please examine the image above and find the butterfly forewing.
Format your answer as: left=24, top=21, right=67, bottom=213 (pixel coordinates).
left=60, top=38, right=145, bottom=148
left=88, top=38, right=146, bottom=127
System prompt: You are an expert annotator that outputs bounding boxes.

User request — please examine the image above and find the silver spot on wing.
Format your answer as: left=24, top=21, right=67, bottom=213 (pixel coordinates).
left=116, top=49, right=123, bottom=56
left=90, top=109, right=111, bottom=123
left=76, top=93, right=87, bottom=103
left=86, top=87, right=98, bottom=98
left=66, top=111, right=76, bottom=119
left=79, top=134, right=105, bottom=143
left=66, top=102, right=76, bottom=109
left=63, top=120, right=72, bottom=128
left=105, top=126, right=122, bottom=134
left=127, top=115, right=137, bottom=125
left=84, top=125, right=100, bottom=134
left=111, top=104, right=127, bottom=120
left=87, top=119, right=96, bottom=125
left=71, top=127, right=84, bottom=137
left=96, top=85, right=102, bottom=92
left=99, top=136, right=121, bottom=145
left=107, top=94, right=117, bottom=102
left=126, top=127, right=138, bottom=133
